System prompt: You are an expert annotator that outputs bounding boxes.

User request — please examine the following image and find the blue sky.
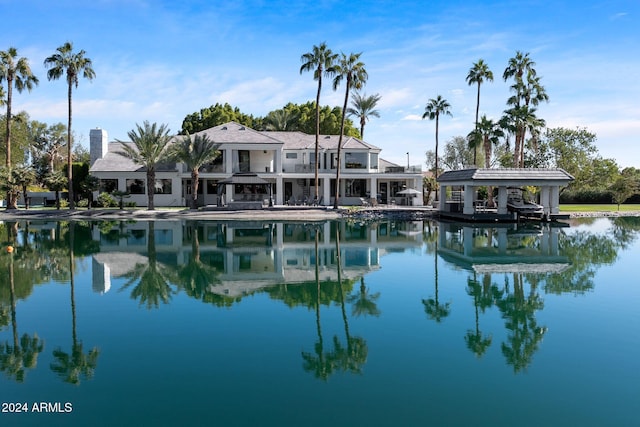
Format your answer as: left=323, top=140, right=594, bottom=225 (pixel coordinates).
left=3, top=0, right=639, bottom=168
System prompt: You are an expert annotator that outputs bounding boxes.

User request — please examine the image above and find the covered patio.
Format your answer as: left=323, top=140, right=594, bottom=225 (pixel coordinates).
left=436, top=168, right=574, bottom=222
left=217, top=173, right=273, bottom=209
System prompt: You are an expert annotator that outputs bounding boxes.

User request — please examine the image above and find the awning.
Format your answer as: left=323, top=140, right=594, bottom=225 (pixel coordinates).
left=217, top=173, right=270, bottom=185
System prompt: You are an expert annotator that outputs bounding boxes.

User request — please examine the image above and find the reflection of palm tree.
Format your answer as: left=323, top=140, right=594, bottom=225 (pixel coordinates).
left=347, top=277, right=381, bottom=317
left=497, top=273, right=546, bottom=373
left=423, top=237, right=451, bottom=322
left=0, top=247, right=44, bottom=382
left=465, top=275, right=492, bottom=358
left=173, top=222, right=221, bottom=301
left=335, top=229, right=368, bottom=373
left=301, top=229, right=335, bottom=380
left=120, top=222, right=175, bottom=309
left=50, top=222, right=99, bottom=384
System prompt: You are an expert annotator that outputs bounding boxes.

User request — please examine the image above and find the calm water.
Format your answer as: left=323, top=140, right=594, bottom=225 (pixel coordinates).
left=0, top=217, right=639, bottom=427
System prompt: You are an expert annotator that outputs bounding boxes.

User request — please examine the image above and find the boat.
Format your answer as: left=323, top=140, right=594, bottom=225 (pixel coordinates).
left=507, top=188, right=544, bottom=218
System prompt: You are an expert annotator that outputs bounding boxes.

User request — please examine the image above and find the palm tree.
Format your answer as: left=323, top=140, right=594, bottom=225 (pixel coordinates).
left=168, top=133, right=220, bottom=209
left=44, top=42, right=95, bottom=209
left=347, top=277, right=381, bottom=317
left=346, top=92, right=381, bottom=139
left=300, top=43, right=338, bottom=200
left=116, top=121, right=173, bottom=210
left=466, top=59, right=493, bottom=165
left=502, top=51, right=548, bottom=167
left=11, top=164, right=36, bottom=209
left=422, top=95, right=452, bottom=200
left=0, top=47, right=39, bottom=209
left=332, top=52, right=368, bottom=208
left=262, top=109, right=300, bottom=131
left=44, top=170, right=68, bottom=210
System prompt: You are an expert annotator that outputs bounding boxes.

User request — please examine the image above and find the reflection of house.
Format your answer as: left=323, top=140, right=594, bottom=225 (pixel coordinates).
left=89, top=122, right=423, bottom=207
left=437, top=222, right=570, bottom=273
left=90, top=220, right=424, bottom=296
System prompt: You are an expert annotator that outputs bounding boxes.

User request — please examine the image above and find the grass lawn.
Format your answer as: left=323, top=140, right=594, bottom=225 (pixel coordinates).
left=560, top=204, right=640, bottom=212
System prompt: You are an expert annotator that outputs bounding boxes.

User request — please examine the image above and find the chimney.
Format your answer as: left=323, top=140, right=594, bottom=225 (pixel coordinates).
left=90, top=128, right=109, bottom=166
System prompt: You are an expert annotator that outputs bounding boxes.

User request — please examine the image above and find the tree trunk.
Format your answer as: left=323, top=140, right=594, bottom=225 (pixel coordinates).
left=191, top=170, right=199, bottom=210
left=314, top=73, right=322, bottom=200
left=333, top=78, right=351, bottom=209
left=67, top=82, right=75, bottom=209
left=147, top=169, right=155, bottom=210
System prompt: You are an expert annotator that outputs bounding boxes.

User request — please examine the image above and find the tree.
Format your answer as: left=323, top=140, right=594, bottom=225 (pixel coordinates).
left=44, top=171, right=68, bottom=209
left=466, top=59, right=493, bottom=165
left=116, top=121, right=173, bottom=210
left=0, top=47, right=39, bottom=209
left=12, top=164, right=36, bottom=209
left=262, top=108, right=300, bottom=131
left=300, top=42, right=338, bottom=200
left=30, top=121, right=67, bottom=176
left=44, top=42, right=95, bottom=210
left=168, top=132, right=220, bottom=209
left=423, top=95, right=452, bottom=200
left=332, top=52, right=368, bottom=208
left=347, top=91, right=381, bottom=139
left=502, top=51, right=548, bottom=167
left=474, top=115, right=504, bottom=168
left=609, top=176, right=637, bottom=210
left=181, top=102, right=257, bottom=134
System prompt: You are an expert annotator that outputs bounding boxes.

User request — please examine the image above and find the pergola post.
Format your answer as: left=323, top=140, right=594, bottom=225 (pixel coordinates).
left=497, top=186, right=508, bottom=214
left=463, top=185, right=475, bottom=214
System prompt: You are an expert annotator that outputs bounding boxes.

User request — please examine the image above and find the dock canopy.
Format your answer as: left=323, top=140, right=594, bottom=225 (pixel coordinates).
left=435, top=168, right=574, bottom=220
left=218, top=173, right=270, bottom=185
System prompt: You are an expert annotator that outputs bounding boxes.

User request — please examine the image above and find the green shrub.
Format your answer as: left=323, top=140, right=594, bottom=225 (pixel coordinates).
left=125, top=201, right=137, bottom=208
left=97, top=192, right=118, bottom=208
left=77, top=199, right=89, bottom=208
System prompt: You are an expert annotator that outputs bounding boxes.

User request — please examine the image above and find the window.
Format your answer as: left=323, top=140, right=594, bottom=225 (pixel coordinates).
left=99, top=179, right=118, bottom=193
left=285, top=152, right=297, bottom=159
left=154, top=179, right=172, bottom=194
left=345, top=152, right=367, bottom=169
left=345, top=179, right=367, bottom=197
left=206, top=180, right=218, bottom=194
left=126, top=179, right=145, bottom=194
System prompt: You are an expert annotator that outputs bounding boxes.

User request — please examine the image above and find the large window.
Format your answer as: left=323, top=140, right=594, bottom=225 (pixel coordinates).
left=99, top=179, right=118, bottom=193
left=345, top=152, right=367, bottom=169
left=345, top=179, right=367, bottom=197
left=285, top=152, right=297, bottom=159
left=126, top=179, right=145, bottom=194
left=155, top=179, right=172, bottom=194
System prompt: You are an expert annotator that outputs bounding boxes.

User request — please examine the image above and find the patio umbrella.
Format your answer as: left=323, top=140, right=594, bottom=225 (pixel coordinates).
left=397, top=188, right=421, bottom=196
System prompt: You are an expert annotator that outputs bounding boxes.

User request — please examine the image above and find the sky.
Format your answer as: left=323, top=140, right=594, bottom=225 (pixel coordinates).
left=2, top=0, right=639, bottom=168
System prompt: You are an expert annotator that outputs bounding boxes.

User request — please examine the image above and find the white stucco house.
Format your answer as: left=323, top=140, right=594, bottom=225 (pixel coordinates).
left=89, top=121, right=424, bottom=208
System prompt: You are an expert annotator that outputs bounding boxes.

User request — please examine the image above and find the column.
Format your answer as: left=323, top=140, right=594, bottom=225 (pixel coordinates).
left=463, top=185, right=475, bottom=214
left=497, top=186, right=508, bottom=214
left=275, top=177, right=284, bottom=205
left=540, top=186, right=550, bottom=217
left=323, top=178, right=331, bottom=206
left=550, top=186, right=560, bottom=214
left=438, top=184, right=446, bottom=210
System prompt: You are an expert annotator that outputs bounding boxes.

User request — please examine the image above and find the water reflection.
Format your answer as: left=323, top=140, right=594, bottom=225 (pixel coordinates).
left=0, top=217, right=639, bottom=385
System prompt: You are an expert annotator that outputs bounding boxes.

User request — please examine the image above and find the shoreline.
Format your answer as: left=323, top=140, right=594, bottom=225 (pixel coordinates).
left=0, top=206, right=639, bottom=221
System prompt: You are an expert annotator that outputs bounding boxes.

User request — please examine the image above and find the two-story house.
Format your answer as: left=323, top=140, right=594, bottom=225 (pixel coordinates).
left=89, top=121, right=423, bottom=208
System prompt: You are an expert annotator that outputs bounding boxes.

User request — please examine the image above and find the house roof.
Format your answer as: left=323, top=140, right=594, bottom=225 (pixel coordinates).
left=437, top=168, right=574, bottom=185
left=263, top=130, right=381, bottom=151
left=91, top=142, right=177, bottom=172
left=194, top=122, right=283, bottom=145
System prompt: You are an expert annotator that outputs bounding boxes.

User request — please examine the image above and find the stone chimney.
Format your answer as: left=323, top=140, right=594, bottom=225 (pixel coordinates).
left=90, top=128, right=108, bottom=166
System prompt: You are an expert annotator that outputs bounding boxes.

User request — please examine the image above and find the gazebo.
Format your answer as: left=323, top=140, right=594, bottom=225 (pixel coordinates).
left=436, top=168, right=574, bottom=221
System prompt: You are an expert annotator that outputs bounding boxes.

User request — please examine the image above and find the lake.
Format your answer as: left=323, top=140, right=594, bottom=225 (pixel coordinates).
left=1, top=217, right=639, bottom=427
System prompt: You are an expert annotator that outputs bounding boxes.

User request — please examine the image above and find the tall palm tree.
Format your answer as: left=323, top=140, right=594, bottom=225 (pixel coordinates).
left=0, top=47, right=39, bottom=209
left=168, top=133, right=220, bottom=209
left=346, top=92, right=381, bottom=139
left=502, top=51, right=548, bottom=168
left=300, top=43, right=338, bottom=200
left=332, top=52, right=368, bottom=208
left=422, top=95, right=452, bottom=200
left=466, top=59, right=493, bottom=165
left=44, top=42, right=95, bottom=209
left=116, top=121, right=173, bottom=210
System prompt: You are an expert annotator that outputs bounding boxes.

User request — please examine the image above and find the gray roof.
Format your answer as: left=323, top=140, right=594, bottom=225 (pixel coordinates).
left=263, top=131, right=381, bottom=151
left=437, top=168, right=574, bottom=184
left=194, top=122, right=283, bottom=145
left=91, top=142, right=177, bottom=172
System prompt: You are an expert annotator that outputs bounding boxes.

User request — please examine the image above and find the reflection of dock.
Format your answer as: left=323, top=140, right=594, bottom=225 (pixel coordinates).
left=437, top=222, right=570, bottom=274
